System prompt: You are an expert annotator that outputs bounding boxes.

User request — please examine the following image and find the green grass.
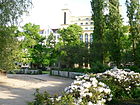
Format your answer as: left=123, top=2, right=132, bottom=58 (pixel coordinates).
left=42, top=71, right=50, bottom=74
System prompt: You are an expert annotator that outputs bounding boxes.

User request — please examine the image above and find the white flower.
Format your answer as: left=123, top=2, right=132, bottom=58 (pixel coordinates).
left=88, top=101, right=93, bottom=105
left=80, top=91, right=85, bottom=97
left=56, top=96, right=61, bottom=101
left=110, top=94, right=113, bottom=97
left=77, top=98, right=82, bottom=104
left=90, top=77, right=98, bottom=83
left=103, top=89, right=111, bottom=94
left=64, top=73, right=113, bottom=105
left=92, top=82, right=97, bottom=87
left=101, top=98, right=106, bottom=103
left=84, top=75, right=90, bottom=80
left=82, top=82, right=92, bottom=88
left=73, top=80, right=83, bottom=85
left=107, top=98, right=112, bottom=101
left=97, top=87, right=104, bottom=93
left=99, top=82, right=106, bottom=87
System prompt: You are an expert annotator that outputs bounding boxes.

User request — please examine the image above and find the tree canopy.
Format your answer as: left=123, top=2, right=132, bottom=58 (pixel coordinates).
left=0, top=0, right=32, bottom=71
left=0, top=0, right=32, bottom=26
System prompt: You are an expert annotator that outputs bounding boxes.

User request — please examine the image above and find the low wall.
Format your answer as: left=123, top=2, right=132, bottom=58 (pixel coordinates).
left=51, top=70, right=85, bottom=78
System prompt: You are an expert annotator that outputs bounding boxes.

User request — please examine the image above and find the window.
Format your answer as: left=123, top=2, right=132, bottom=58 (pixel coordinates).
left=57, top=35, right=60, bottom=39
left=64, top=12, right=66, bottom=24
left=85, top=27, right=88, bottom=30
left=90, top=27, right=94, bottom=30
left=85, top=22, right=88, bottom=25
left=80, top=35, right=83, bottom=41
left=90, top=22, right=93, bottom=25
left=86, top=18, right=89, bottom=20
left=78, top=18, right=81, bottom=20
left=85, top=33, right=88, bottom=43
left=39, top=30, right=44, bottom=34
left=81, top=23, right=83, bottom=25
left=90, top=33, right=93, bottom=42
left=75, top=23, right=77, bottom=24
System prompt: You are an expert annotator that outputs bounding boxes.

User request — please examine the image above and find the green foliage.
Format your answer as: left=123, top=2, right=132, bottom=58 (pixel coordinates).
left=58, top=24, right=86, bottom=68
left=121, top=34, right=133, bottom=65
left=28, top=89, right=52, bottom=105
left=28, top=89, right=75, bottom=105
left=45, top=33, right=60, bottom=66
left=90, top=0, right=140, bottom=68
left=22, top=23, right=42, bottom=47
left=61, top=68, right=89, bottom=73
left=21, top=23, right=56, bottom=68
left=0, top=26, right=22, bottom=71
left=58, top=24, right=82, bottom=45
left=100, top=77, right=130, bottom=99
left=90, top=61, right=110, bottom=73
left=42, top=71, right=50, bottom=74
left=126, top=0, right=140, bottom=67
left=97, top=70, right=140, bottom=100
left=91, top=0, right=106, bottom=64
left=21, top=23, right=43, bottom=66
left=106, top=0, right=124, bottom=67
left=131, top=87, right=140, bottom=98
left=56, top=94, right=75, bottom=105
left=128, top=66, right=140, bottom=73
left=0, top=0, right=32, bottom=25
left=29, top=70, right=140, bottom=105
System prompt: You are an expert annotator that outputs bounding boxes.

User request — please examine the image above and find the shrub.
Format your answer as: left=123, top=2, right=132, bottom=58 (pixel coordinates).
left=29, top=68, right=140, bottom=105
left=96, top=68, right=140, bottom=99
left=29, top=74, right=112, bottom=105
left=90, top=61, right=111, bottom=73
left=28, top=89, right=53, bottom=105
left=61, top=68, right=90, bottom=73
left=128, top=66, right=140, bottom=73
left=28, top=89, right=75, bottom=105
left=64, top=74, right=112, bottom=105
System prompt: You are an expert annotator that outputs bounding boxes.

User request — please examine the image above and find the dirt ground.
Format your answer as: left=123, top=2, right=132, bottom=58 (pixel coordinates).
left=0, top=74, right=73, bottom=105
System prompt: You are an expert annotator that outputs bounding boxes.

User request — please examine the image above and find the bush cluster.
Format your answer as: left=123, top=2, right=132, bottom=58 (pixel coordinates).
left=95, top=68, right=140, bottom=99
left=29, top=68, right=140, bottom=105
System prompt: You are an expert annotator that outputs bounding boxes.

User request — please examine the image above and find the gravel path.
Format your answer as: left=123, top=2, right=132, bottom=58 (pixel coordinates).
left=0, top=74, right=73, bottom=105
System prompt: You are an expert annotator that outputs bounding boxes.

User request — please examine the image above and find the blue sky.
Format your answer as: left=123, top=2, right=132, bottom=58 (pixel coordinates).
left=21, top=0, right=128, bottom=28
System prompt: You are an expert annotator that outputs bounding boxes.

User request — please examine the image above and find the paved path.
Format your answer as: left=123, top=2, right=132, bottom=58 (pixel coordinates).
left=0, top=74, right=73, bottom=105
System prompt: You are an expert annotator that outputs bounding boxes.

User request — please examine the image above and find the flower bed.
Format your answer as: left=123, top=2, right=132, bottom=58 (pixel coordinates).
left=95, top=68, right=140, bottom=99
left=29, top=68, right=140, bottom=105
left=64, top=74, right=112, bottom=105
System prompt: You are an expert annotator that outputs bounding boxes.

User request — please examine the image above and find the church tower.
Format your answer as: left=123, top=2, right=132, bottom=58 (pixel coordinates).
left=61, top=6, right=71, bottom=28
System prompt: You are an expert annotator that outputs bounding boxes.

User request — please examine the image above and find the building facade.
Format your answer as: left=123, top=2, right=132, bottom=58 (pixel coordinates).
left=39, top=26, right=60, bottom=44
left=61, top=8, right=94, bottom=43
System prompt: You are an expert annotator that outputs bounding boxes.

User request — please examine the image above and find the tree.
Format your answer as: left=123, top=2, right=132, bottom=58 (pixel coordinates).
left=21, top=23, right=58, bottom=69
left=0, top=0, right=32, bottom=26
left=0, top=26, right=22, bottom=71
left=121, top=26, right=133, bottom=66
left=58, top=24, right=82, bottom=45
left=21, top=23, right=46, bottom=68
left=45, top=33, right=59, bottom=67
left=0, top=0, right=32, bottom=71
left=106, top=0, right=124, bottom=66
left=58, top=24, right=83, bottom=68
left=91, top=0, right=106, bottom=65
left=126, top=0, right=140, bottom=66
